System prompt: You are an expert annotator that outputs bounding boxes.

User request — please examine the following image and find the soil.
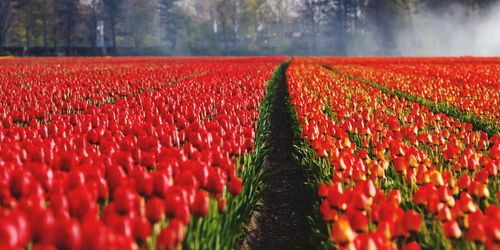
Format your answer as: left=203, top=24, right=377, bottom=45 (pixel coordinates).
left=241, top=65, right=313, bottom=250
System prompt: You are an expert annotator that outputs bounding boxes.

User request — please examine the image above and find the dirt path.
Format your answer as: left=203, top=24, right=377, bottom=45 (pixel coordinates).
left=241, top=64, right=313, bottom=250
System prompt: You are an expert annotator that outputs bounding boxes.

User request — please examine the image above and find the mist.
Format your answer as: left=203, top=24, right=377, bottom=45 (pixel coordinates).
left=362, top=2, right=500, bottom=56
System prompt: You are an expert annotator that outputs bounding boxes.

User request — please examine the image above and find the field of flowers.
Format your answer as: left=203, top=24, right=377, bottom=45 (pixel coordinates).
left=0, top=57, right=284, bottom=249
left=288, top=58, right=499, bottom=249
left=0, top=57, right=498, bottom=249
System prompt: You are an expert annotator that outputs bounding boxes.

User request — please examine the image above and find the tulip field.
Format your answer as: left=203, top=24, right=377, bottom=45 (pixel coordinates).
left=0, top=57, right=498, bottom=250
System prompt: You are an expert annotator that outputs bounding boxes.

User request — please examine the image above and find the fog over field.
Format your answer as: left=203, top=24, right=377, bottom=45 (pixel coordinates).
left=0, top=0, right=499, bottom=56
left=388, top=3, right=500, bottom=56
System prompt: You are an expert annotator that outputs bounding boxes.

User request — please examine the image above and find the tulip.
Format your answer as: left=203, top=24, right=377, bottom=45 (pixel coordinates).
left=443, top=220, right=462, bottom=239
left=157, top=227, right=177, bottom=250
left=0, top=219, right=19, bottom=249
left=457, top=174, right=470, bottom=190
left=228, top=177, right=243, bottom=195
left=331, top=215, right=356, bottom=244
left=9, top=170, right=33, bottom=199
left=68, top=186, right=95, bottom=221
left=402, top=241, right=421, bottom=250
left=146, top=197, right=165, bottom=224
left=484, top=219, right=500, bottom=242
left=318, top=183, right=329, bottom=198
left=81, top=217, right=108, bottom=250
left=429, top=170, right=444, bottom=187
left=191, top=190, right=209, bottom=217
left=113, top=187, right=137, bottom=215
left=217, top=198, right=227, bottom=214
left=132, top=217, right=151, bottom=244
left=403, top=210, right=422, bottom=233
left=467, top=223, right=487, bottom=243
left=377, top=221, right=394, bottom=240
left=349, top=210, right=368, bottom=233
left=52, top=219, right=81, bottom=250
left=388, top=190, right=401, bottom=206
left=353, top=234, right=377, bottom=250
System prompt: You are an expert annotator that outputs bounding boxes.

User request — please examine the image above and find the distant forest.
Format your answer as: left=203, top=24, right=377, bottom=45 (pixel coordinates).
left=0, top=0, right=499, bottom=56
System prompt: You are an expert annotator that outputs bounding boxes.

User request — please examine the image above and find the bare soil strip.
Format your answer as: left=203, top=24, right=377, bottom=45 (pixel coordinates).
left=241, top=63, right=313, bottom=250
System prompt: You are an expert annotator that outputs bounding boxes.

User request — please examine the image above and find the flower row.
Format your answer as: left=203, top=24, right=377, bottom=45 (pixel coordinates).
left=287, top=59, right=499, bottom=249
left=0, top=57, right=283, bottom=249
left=320, top=57, right=500, bottom=124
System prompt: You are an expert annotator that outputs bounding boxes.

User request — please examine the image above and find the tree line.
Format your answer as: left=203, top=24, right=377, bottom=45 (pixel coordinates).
left=0, top=0, right=498, bottom=56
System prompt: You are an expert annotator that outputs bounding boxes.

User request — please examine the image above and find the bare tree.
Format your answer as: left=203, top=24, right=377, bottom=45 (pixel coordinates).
left=125, top=0, right=156, bottom=49
left=0, top=0, right=13, bottom=51
left=159, top=0, right=181, bottom=49
left=37, top=0, right=55, bottom=53
left=269, top=0, right=293, bottom=50
left=216, top=0, right=235, bottom=48
left=56, top=0, right=80, bottom=54
left=103, top=0, right=122, bottom=53
left=300, top=0, right=326, bottom=34
left=83, top=0, right=102, bottom=54
left=15, top=0, right=40, bottom=54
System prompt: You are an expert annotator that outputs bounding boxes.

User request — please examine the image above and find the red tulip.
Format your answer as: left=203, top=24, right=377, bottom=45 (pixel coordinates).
left=402, top=241, right=421, bottom=250
left=467, top=222, right=487, bottom=243
left=331, top=215, right=356, bottom=244
left=146, top=197, right=165, bottom=224
left=457, top=174, right=470, bottom=190
left=0, top=218, right=19, bottom=249
left=228, top=177, right=243, bottom=195
left=113, top=187, right=137, bottom=215
left=68, top=187, right=95, bottom=221
left=443, top=220, right=462, bottom=239
left=349, top=210, right=368, bottom=233
left=320, top=200, right=337, bottom=222
left=403, top=210, right=422, bottom=233
left=9, top=170, right=33, bottom=199
left=52, top=219, right=81, bottom=250
left=168, top=219, right=186, bottom=244
left=81, top=217, right=108, bottom=250
left=388, top=190, right=401, bottom=206
left=132, top=217, right=151, bottom=244
left=157, top=227, right=177, bottom=250
left=191, top=190, right=209, bottom=217
left=217, top=198, right=227, bottom=214
left=206, top=169, right=224, bottom=194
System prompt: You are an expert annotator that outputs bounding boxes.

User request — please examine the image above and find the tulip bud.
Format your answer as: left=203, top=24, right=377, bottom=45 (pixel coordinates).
left=443, top=220, right=462, bottom=239
left=429, top=170, right=444, bottom=187
left=404, top=210, right=422, bottom=233
left=331, top=215, right=356, bottom=244
left=191, top=190, right=209, bottom=217
left=402, top=241, right=421, bottom=250
left=228, top=177, right=243, bottom=195
left=146, top=197, right=165, bottom=224
left=466, top=223, right=486, bottom=243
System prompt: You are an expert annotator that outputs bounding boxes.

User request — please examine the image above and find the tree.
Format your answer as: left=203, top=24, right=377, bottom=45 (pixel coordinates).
left=83, top=0, right=102, bottom=54
left=159, top=0, right=181, bottom=50
left=124, top=0, right=156, bottom=49
left=0, top=0, right=13, bottom=51
left=216, top=0, right=237, bottom=48
left=269, top=0, right=293, bottom=52
left=254, top=0, right=272, bottom=45
left=299, top=0, right=328, bottom=34
left=56, top=0, right=80, bottom=54
left=364, top=0, right=397, bottom=54
left=102, top=0, right=122, bottom=53
left=239, top=0, right=259, bottom=45
left=14, top=0, right=38, bottom=54
left=37, top=0, right=56, bottom=53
